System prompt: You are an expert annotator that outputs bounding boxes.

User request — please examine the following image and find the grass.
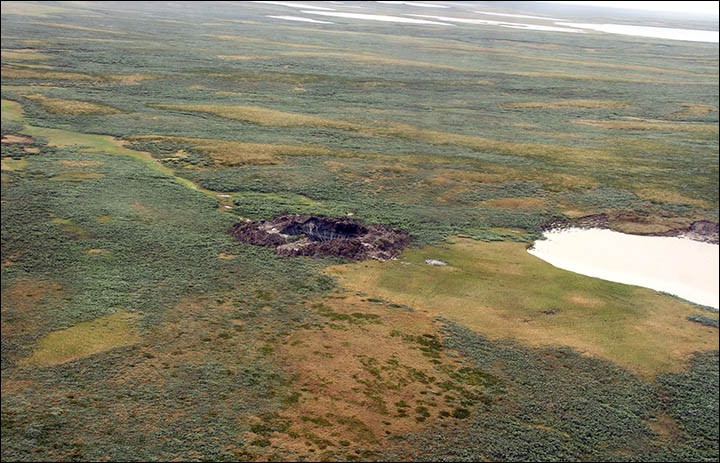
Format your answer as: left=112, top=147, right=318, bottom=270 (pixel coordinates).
left=129, top=135, right=331, bottom=166
left=21, top=311, right=141, bottom=367
left=574, top=118, right=719, bottom=134
left=502, top=99, right=630, bottom=109
left=0, top=66, right=97, bottom=80
left=1, top=2, right=718, bottom=461
left=25, top=94, right=121, bottom=115
left=1, top=99, right=23, bottom=121
left=267, top=290, right=499, bottom=459
left=155, top=103, right=359, bottom=130
left=1, top=101, right=203, bottom=192
left=327, top=238, right=718, bottom=376
left=1, top=158, right=28, bottom=171
left=0, top=49, right=51, bottom=61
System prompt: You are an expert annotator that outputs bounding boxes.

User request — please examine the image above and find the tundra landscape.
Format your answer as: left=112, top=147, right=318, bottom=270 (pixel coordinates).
left=1, top=1, right=718, bottom=461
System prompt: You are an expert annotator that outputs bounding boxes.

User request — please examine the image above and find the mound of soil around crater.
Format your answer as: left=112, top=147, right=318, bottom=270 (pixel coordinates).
left=230, top=214, right=411, bottom=260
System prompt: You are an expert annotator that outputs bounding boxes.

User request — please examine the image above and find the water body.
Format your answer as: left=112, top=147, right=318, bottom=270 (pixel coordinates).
left=528, top=228, right=719, bottom=308
left=556, top=22, right=719, bottom=42
left=301, top=10, right=453, bottom=24
left=267, top=15, right=334, bottom=23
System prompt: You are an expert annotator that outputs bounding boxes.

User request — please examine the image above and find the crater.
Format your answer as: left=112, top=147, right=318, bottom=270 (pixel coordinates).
left=230, top=214, right=410, bottom=260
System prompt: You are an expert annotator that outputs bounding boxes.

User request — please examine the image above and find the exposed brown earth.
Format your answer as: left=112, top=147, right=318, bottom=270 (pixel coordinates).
left=230, top=214, right=411, bottom=260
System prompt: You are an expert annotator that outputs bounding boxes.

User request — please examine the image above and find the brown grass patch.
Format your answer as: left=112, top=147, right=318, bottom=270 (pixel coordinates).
left=634, top=187, right=709, bottom=207
left=26, top=94, right=120, bottom=115
left=270, top=291, right=491, bottom=458
left=479, top=197, right=545, bottom=209
left=647, top=412, right=683, bottom=442
left=107, top=73, right=160, bottom=84
left=217, top=252, right=237, bottom=260
left=1, top=278, right=65, bottom=343
left=2, top=135, right=33, bottom=144
left=2, top=278, right=64, bottom=314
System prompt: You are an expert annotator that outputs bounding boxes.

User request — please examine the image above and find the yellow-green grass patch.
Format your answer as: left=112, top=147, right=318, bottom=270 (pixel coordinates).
left=154, top=104, right=359, bottom=130
left=574, top=118, right=719, bottom=134
left=21, top=311, right=140, bottom=367
left=50, top=171, right=103, bottom=181
left=371, top=122, right=614, bottom=165
left=1, top=158, right=29, bottom=171
left=1, top=49, right=52, bottom=61
left=1, top=2, right=78, bottom=17
left=2, top=99, right=209, bottom=194
left=26, top=93, right=121, bottom=115
left=1, top=66, right=96, bottom=80
left=86, top=248, right=111, bottom=255
left=326, top=238, right=718, bottom=376
left=50, top=217, right=93, bottom=238
left=156, top=104, right=612, bottom=165
left=130, top=135, right=331, bottom=166
left=478, top=197, right=546, bottom=209
left=217, top=55, right=273, bottom=60
left=1, top=100, right=23, bottom=121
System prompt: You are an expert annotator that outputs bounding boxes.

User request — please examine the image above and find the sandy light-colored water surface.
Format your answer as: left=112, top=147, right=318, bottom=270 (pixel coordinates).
left=528, top=228, right=719, bottom=308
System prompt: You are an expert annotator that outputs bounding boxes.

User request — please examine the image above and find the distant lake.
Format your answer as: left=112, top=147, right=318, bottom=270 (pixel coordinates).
left=528, top=228, right=719, bottom=308
left=557, top=22, right=719, bottom=42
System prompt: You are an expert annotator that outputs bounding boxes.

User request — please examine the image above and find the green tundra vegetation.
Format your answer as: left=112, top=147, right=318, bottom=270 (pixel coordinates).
left=1, top=1, right=717, bottom=461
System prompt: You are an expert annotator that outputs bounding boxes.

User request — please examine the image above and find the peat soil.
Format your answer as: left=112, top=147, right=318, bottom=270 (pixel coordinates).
left=231, top=214, right=411, bottom=260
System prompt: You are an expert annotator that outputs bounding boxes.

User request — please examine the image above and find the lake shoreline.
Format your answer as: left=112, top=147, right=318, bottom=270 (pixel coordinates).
left=543, top=213, right=719, bottom=245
